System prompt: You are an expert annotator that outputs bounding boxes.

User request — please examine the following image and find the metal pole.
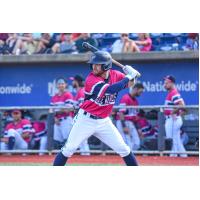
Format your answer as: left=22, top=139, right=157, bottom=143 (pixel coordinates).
left=157, top=110, right=166, bottom=153
left=47, top=109, right=55, bottom=151
left=0, top=112, right=2, bottom=151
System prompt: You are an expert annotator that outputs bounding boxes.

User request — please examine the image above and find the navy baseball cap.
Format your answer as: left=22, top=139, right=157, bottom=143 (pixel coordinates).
left=164, top=75, right=176, bottom=83
left=69, top=75, right=84, bottom=82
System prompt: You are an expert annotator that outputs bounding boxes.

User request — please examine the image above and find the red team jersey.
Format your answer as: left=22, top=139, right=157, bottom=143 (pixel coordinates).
left=136, top=118, right=157, bottom=138
left=117, top=94, right=139, bottom=121
left=80, top=70, right=126, bottom=118
left=32, top=122, right=47, bottom=141
left=4, top=119, right=33, bottom=143
left=164, top=88, right=184, bottom=116
left=50, top=91, right=74, bottom=118
left=74, top=87, right=85, bottom=107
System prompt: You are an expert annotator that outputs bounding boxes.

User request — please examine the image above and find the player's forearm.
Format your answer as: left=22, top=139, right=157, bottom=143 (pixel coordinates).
left=1, top=137, right=8, bottom=143
left=56, top=109, right=71, bottom=114
left=19, top=36, right=32, bottom=42
left=135, top=40, right=148, bottom=46
left=105, top=78, right=129, bottom=94
left=172, top=102, right=186, bottom=115
left=121, top=120, right=126, bottom=128
left=172, top=108, right=186, bottom=116
left=40, top=38, right=49, bottom=44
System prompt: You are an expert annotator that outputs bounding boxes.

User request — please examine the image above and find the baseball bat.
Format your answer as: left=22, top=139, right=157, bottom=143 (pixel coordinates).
left=82, top=42, right=126, bottom=69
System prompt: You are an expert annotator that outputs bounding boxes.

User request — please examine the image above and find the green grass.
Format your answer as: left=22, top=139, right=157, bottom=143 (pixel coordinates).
left=0, top=163, right=121, bottom=166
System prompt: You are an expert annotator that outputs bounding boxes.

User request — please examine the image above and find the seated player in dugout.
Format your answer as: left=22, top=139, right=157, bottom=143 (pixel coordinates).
left=0, top=109, right=34, bottom=151
left=135, top=109, right=158, bottom=150
left=116, top=83, right=144, bottom=151
left=53, top=50, right=141, bottom=166
left=31, top=115, right=48, bottom=156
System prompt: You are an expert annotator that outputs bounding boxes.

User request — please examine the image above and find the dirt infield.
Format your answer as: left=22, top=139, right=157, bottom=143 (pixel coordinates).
left=0, top=154, right=199, bottom=166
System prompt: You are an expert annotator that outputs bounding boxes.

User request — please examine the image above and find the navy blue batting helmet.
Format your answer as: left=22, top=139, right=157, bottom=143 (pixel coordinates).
left=88, top=51, right=112, bottom=71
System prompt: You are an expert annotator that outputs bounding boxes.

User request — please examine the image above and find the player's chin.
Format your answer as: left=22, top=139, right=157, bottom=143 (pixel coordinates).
left=93, top=70, right=99, bottom=75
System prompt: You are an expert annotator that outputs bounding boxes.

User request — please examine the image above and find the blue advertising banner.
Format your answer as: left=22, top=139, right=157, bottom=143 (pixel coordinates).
left=0, top=60, right=198, bottom=106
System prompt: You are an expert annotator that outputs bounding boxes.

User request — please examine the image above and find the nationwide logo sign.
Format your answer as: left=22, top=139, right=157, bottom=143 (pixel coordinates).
left=48, top=79, right=58, bottom=97
left=0, top=84, right=33, bottom=94
left=47, top=80, right=199, bottom=97
left=142, top=81, right=199, bottom=92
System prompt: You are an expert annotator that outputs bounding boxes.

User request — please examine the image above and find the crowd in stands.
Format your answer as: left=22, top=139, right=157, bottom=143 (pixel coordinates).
left=0, top=33, right=199, bottom=55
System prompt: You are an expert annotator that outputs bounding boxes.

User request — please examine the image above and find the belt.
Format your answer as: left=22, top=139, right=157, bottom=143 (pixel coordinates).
left=83, top=111, right=103, bottom=120
left=165, top=115, right=180, bottom=119
left=59, top=117, right=67, bottom=121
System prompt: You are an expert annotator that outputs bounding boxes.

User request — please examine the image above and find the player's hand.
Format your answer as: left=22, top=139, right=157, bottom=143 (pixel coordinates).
left=172, top=114, right=178, bottom=120
left=124, top=65, right=141, bottom=80
left=123, top=65, right=130, bottom=75
left=21, top=132, right=30, bottom=139
left=54, top=117, right=60, bottom=125
left=123, top=65, right=141, bottom=76
left=123, top=127, right=130, bottom=134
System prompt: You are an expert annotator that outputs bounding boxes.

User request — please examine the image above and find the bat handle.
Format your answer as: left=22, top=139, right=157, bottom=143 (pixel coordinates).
left=112, top=59, right=125, bottom=69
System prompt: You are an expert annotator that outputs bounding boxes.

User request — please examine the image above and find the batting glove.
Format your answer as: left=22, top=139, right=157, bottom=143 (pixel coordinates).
left=124, top=65, right=141, bottom=80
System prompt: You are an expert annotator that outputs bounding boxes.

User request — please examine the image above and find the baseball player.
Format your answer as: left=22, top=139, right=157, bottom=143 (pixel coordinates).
left=53, top=50, right=140, bottom=166
left=136, top=110, right=158, bottom=149
left=32, top=119, right=47, bottom=155
left=116, top=83, right=144, bottom=151
left=50, top=78, right=74, bottom=147
left=163, top=75, right=187, bottom=157
left=0, top=109, right=33, bottom=150
left=71, top=75, right=90, bottom=155
left=71, top=75, right=85, bottom=108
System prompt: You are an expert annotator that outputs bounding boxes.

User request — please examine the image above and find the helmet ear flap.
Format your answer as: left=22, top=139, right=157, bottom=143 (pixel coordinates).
left=101, top=64, right=106, bottom=71
left=102, top=62, right=112, bottom=71
left=90, top=64, right=93, bottom=70
left=104, top=63, right=112, bottom=71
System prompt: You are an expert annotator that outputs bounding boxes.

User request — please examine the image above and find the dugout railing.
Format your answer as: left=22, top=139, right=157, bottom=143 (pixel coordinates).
left=0, top=105, right=199, bottom=156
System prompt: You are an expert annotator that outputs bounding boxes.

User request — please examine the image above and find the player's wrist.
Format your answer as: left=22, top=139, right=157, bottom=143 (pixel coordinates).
left=121, top=120, right=126, bottom=127
left=124, top=65, right=141, bottom=78
left=125, top=74, right=134, bottom=81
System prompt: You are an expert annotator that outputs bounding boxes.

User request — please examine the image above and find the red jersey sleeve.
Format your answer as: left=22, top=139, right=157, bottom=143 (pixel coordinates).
left=112, top=70, right=127, bottom=89
left=22, top=119, right=34, bottom=133
left=119, top=95, right=129, bottom=112
left=171, top=91, right=184, bottom=105
left=64, top=92, right=74, bottom=107
left=115, top=70, right=126, bottom=82
left=4, top=123, right=12, bottom=134
left=50, top=95, right=56, bottom=106
left=76, top=88, right=85, bottom=104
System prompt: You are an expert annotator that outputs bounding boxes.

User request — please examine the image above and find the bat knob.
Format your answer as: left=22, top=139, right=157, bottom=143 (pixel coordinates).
left=82, top=42, right=89, bottom=49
